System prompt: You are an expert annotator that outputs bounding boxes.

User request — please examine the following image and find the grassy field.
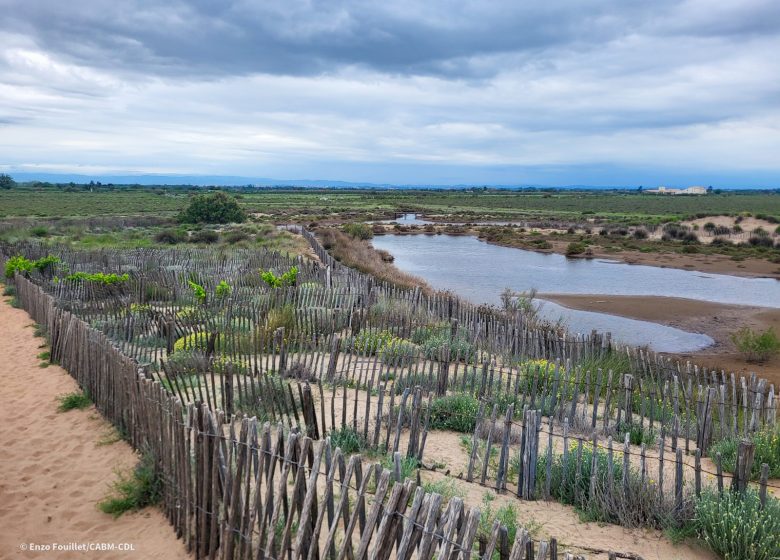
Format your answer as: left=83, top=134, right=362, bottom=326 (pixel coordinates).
left=2, top=185, right=779, bottom=224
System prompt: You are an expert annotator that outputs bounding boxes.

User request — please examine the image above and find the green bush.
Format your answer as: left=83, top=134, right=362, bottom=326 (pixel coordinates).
left=260, top=266, right=298, bottom=288
left=428, top=393, right=479, bottom=433
left=565, top=241, right=588, bottom=256
left=342, top=222, right=373, bottom=240
left=709, top=427, right=780, bottom=480
left=99, top=453, right=162, bottom=518
left=65, top=271, right=129, bottom=285
left=4, top=255, right=33, bottom=278
left=188, top=280, right=207, bottom=303
left=379, top=337, right=418, bottom=365
left=32, top=255, right=60, bottom=274
left=178, top=191, right=247, bottom=224
left=154, top=229, right=186, bottom=244
left=352, top=328, right=393, bottom=355
left=328, top=426, right=368, bottom=454
left=731, top=327, right=780, bottom=363
left=191, top=229, right=219, bottom=243
left=695, top=489, right=780, bottom=560
left=173, top=331, right=217, bottom=353
left=215, top=280, right=231, bottom=298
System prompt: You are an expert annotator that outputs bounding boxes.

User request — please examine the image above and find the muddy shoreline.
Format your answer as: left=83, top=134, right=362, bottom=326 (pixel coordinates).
left=538, top=293, right=780, bottom=384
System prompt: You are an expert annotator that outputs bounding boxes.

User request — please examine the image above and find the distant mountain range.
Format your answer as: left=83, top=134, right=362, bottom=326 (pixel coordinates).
left=6, top=171, right=630, bottom=189
left=5, top=171, right=773, bottom=191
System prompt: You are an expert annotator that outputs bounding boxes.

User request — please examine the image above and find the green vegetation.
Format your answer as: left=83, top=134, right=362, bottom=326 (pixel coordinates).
left=0, top=173, right=16, bottom=190
left=98, top=453, right=162, bottom=518
left=694, top=489, right=780, bottom=560
left=327, top=426, right=368, bottom=454
left=421, top=477, right=465, bottom=502
left=565, top=241, right=589, bottom=256
left=65, top=271, right=129, bottom=285
left=708, top=427, right=780, bottom=480
left=56, top=390, right=91, bottom=412
left=178, top=191, right=246, bottom=224
left=731, top=327, right=780, bottom=363
left=260, top=266, right=299, bottom=288
left=342, top=222, right=373, bottom=240
left=188, top=280, right=207, bottom=303
left=427, top=393, right=480, bottom=433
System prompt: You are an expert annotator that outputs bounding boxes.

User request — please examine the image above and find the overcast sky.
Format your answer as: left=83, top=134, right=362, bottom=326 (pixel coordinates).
left=1, top=0, right=779, bottom=186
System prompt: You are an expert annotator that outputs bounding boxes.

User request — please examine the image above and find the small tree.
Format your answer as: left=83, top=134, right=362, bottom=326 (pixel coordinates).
left=178, top=191, right=246, bottom=224
left=0, top=173, right=15, bottom=190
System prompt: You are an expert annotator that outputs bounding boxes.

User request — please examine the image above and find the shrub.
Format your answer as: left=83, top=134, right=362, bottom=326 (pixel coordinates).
left=379, top=337, right=418, bottom=365
left=32, top=255, right=60, bottom=274
left=695, top=489, right=780, bottom=560
left=215, top=280, right=231, bottom=298
left=708, top=427, right=780, bottom=480
left=328, top=426, right=368, bottom=454
left=748, top=235, right=774, bottom=248
left=178, top=191, right=247, bottom=224
left=352, top=328, right=393, bottom=355
left=173, top=331, right=217, bottom=353
left=342, top=222, right=373, bottom=240
left=632, top=228, right=648, bottom=239
left=65, top=272, right=129, bottom=285
left=731, top=327, right=780, bottom=363
left=260, top=266, right=298, bottom=288
left=4, top=255, right=33, bottom=278
left=188, top=280, right=207, bottom=303
left=224, top=230, right=249, bottom=244
left=428, top=393, right=479, bottom=433
left=99, top=453, right=162, bottom=518
left=191, top=229, right=219, bottom=244
left=477, top=493, right=522, bottom=549
left=565, top=242, right=588, bottom=256
left=154, top=229, right=186, bottom=244
left=57, top=390, right=91, bottom=412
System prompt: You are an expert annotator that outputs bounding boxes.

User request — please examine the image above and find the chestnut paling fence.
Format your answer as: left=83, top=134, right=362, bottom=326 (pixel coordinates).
left=3, top=236, right=778, bottom=558
left=6, top=256, right=590, bottom=559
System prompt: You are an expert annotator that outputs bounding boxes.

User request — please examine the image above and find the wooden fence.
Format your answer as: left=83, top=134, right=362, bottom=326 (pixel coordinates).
left=9, top=269, right=588, bottom=559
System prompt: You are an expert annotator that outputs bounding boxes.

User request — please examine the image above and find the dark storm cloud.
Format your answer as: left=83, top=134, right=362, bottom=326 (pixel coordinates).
left=0, top=0, right=683, bottom=78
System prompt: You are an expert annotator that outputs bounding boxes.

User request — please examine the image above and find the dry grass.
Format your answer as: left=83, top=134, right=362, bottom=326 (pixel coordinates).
left=317, top=227, right=429, bottom=290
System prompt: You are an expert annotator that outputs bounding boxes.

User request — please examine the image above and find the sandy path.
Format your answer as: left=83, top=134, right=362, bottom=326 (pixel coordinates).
left=0, top=295, right=190, bottom=560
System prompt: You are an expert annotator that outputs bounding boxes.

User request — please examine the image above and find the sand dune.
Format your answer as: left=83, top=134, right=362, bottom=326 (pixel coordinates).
left=0, top=296, right=189, bottom=560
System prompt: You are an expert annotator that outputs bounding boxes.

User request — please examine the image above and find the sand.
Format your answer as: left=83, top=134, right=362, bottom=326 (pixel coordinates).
left=539, top=294, right=780, bottom=385
left=0, top=295, right=189, bottom=560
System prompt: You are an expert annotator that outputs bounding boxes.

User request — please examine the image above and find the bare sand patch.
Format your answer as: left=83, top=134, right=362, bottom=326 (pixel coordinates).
left=0, top=295, right=189, bottom=560
left=538, top=294, right=780, bottom=385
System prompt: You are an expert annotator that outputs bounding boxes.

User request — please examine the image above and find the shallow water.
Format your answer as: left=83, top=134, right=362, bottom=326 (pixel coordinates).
left=370, top=233, right=780, bottom=352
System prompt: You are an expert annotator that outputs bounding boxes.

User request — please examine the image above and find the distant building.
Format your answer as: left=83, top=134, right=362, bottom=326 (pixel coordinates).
left=645, top=185, right=707, bottom=195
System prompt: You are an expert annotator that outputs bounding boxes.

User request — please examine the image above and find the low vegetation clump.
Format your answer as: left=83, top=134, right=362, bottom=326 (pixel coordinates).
left=730, top=326, right=780, bottom=363
left=4, top=254, right=61, bottom=278
left=694, top=489, right=780, bottom=560
left=260, top=266, right=298, bottom=288
left=65, top=271, right=130, bottom=285
left=57, top=390, right=91, bottom=412
left=352, top=328, right=394, bottom=355
left=178, top=191, right=247, bottom=224
left=378, top=336, right=418, bottom=365
left=154, top=228, right=186, bottom=244
left=342, top=222, right=373, bottom=240
left=328, top=426, right=368, bottom=454
left=99, top=453, right=162, bottom=518
left=428, top=393, right=479, bottom=433
left=565, top=241, right=589, bottom=256
left=708, top=427, right=780, bottom=480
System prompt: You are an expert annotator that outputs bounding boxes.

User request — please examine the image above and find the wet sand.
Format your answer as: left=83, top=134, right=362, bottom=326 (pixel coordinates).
left=539, top=294, right=780, bottom=385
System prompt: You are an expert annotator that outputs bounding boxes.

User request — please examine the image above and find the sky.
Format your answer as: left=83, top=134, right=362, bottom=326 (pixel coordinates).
left=1, top=0, right=780, bottom=187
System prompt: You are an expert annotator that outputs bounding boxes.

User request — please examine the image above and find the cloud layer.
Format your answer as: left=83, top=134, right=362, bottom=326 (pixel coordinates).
left=1, top=0, right=779, bottom=185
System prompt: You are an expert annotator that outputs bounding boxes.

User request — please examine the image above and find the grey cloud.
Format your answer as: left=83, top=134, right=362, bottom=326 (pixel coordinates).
left=1, top=0, right=684, bottom=78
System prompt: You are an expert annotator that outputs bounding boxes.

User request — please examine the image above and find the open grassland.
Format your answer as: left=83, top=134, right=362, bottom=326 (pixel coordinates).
left=2, top=185, right=779, bottom=224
